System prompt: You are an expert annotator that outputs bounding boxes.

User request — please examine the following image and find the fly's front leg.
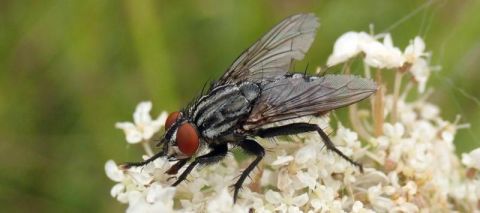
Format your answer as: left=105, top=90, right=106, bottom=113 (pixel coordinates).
left=172, top=143, right=228, bottom=186
left=233, top=139, right=265, bottom=203
left=165, top=159, right=189, bottom=175
left=255, top=122, right=363, bottom=172
left=120, top=151, right=166, bottom=169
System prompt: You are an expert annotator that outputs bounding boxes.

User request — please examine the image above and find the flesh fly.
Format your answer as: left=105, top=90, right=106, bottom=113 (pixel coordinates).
left=122, top=13, right=377, bottom=203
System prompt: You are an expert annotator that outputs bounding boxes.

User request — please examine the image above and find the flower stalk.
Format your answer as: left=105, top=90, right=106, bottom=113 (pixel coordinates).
left=373, top=69, right=385, bottom=136
left=142, top=141, right=154, bottom=157
left=391, top=70, right=403, bottom=123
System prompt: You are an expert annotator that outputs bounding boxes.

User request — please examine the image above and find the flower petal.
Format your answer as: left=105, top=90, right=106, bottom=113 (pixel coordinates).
left=462, top=148, right=480, bottom=170
left=327, top=32, right=363, bottom=66
left=361, top=35, right=405, bottom=69
left=116, top=122, right=143, bottom=144
left=265, top=190, right=283, bottom=205
left=404, top=36, right=426, bottom=63
left=292, top=193, right=309, bottom=206
left=111, top=183, right=126, bottom=198
left=133, top=101, right=153, bottom=125
left=105, top=160, right=124, bottom=182
left=272, top=155, right=294, bottom=166
left=410, top=58, right=430, bottom=93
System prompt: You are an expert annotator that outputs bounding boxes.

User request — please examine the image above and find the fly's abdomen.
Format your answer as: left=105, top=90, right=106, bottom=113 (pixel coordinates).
left=193, top=82, right=260, bottom=139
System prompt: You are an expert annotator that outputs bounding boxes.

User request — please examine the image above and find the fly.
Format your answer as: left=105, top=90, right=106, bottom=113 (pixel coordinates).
left=121, top=13, right=377, bottom=203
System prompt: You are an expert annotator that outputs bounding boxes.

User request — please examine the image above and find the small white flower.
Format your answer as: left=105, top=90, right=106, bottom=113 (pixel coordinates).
left=404, top=36, right=432, bottom=93
left=404, top=36, right=426, bottom=64
left=353, top=170, right=389, bottom=190
left=327, top=32, right=405, bottom=69
left=367, top=184, right=394, bottom=211
left=115, top=101, right=168, bottom=144
left=352, top=201, right=375, bottom=213
left=418, top=102, right=439, bottom=120
left=327, top=32, right=374, bottom=66
left=310, top=185, right=338, bottom=211
left=410, top=58, right=430, bottom=93
left=126, top=190, right=175, bottom=213
left=462, top=148, right=480, bottom=170
left=361, top=34, right=405, bottom=69
left=265, top=190, right=283, bottom=205
left=127, top=166, right=155, bottom=186
left=295, top=143, right=318, bottom=164
left=333, top=124, right=361, bottom=157
left=145, top=183, right=176, bottom=205
left=383, top=123, right=405, bottom=140
left=296, top=171, right=317, bottom=190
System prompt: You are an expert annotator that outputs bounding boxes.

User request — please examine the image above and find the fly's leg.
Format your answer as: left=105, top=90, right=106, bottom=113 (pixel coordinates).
left=255, top=122, right=363, bottom=172
left=120, top=151, right=166, bottom=169
left=165, top=159, right=189, bottom=175
left=233, top=139, right=265, bottom=203
left=172, top=143, right=228, bottom=186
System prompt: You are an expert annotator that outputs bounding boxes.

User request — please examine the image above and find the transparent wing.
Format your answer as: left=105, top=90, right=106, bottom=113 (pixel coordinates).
left=214, top=13, right=319, bottom=87
left=244, top=74, right=377, bottom=129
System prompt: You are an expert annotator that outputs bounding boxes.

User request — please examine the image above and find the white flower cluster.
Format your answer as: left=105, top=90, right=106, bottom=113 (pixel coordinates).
left=327, top=32, right=432, bottom=93
left=106, top=32, right=480, bottom=212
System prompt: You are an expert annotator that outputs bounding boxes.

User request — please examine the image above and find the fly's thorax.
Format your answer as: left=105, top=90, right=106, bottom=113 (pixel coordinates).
left=191, top=82, right=260, bottom=140
left=238, top=82, right=261, bottom=102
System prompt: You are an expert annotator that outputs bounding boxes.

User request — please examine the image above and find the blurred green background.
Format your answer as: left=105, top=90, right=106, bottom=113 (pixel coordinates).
left=1, top=0, right=479, bottom=212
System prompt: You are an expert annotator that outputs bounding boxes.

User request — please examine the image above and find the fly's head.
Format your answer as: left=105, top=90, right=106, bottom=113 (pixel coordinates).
left=161, top=111, right=201, bottom=160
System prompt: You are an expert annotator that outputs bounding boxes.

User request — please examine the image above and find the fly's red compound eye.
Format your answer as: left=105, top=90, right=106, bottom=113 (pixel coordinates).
left=176, top=123, right=199, bottom=156
left=165, top=111, right=180, bottom=130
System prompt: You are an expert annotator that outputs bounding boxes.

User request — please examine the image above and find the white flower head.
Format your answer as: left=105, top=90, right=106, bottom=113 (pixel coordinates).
left=106, top=26, right=480, bottom=213
left=115, top=101, right=168, bottom=144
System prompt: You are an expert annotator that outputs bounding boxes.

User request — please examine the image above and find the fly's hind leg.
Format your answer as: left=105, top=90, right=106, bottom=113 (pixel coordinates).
left=255, top=122, right=363, bottom=172
left=233, top=139, right=265, bottom=203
